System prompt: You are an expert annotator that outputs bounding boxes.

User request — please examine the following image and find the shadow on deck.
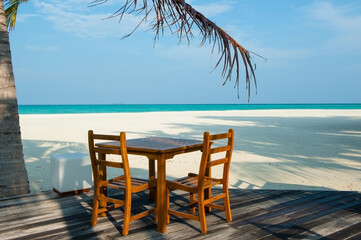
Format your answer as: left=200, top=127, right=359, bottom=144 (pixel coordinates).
left=1, top=189, right=361, bottom=239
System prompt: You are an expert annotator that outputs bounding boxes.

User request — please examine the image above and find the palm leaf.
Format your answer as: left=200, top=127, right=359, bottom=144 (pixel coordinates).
left=91, top=0, right=260, bottom=99
left=4, top=0, right=28, bottom=31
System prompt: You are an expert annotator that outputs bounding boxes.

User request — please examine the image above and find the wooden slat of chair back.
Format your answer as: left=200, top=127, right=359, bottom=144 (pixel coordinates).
left=92, top=133, right=120, bottom=141
left=95, top=159, right=123, bottom=169
left=210, top=145, right=231, bottom=154
left=199, top=129, right=234, bottom=182
left=88, top=130, right=129, bottom=180
left=209, top=131, right=232, bottom=140
left=94, top=147, right=121, bottom=155
left=206, top=157, right=228, bottom=167
left=92, top=133, right=122, bottom=154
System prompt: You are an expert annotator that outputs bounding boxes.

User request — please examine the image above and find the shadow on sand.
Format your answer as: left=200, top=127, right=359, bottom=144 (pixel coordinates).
left=16, top=113, right=361, bottom=239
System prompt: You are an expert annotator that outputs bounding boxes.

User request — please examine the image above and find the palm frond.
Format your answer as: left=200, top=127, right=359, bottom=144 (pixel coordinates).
left=4, top=0, right=28, bottom=31
left=91, top=0, right=260, bottom=99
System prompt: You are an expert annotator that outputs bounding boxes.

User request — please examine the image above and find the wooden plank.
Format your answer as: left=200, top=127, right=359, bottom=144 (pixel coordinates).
left=0, top=191, right=59, bottom=208
left=260, top=205, right=361, bottom=239
left=1, top=196, right=154, bottom=239
left=235, top=192, right=361, bottom=239
left=1, top=189, right=361, bottom=239
left=229, top=190, right=312, bottom=223
left=322, top=221, right=361, bottom=240
left=0, top=195, right=93, bottom=224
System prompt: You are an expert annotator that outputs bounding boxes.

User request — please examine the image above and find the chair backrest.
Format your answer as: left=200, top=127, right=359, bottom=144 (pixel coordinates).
left=88, top=130, right=131, bottom=188
left=198, top=129, right=234, bottom=188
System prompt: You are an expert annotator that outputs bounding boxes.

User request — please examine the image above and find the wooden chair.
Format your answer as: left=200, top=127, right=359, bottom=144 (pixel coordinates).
left=166, top=129, right=234, bottom=234
left=88, top=130, right=155, bottom=236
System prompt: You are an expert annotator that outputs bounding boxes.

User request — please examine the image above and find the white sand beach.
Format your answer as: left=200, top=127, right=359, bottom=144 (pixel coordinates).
left=19, top=109, right=361, bottom=193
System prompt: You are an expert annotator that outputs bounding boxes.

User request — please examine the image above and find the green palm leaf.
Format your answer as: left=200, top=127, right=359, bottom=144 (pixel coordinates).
left=4, top=0, right=28, bottom=31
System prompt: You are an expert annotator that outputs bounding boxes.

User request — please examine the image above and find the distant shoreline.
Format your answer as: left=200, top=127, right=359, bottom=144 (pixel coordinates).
left=18, top=103, right=361, bottom=115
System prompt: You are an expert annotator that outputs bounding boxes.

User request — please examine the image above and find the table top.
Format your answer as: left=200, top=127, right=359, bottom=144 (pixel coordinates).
left=96, top=137, right=204, bottom=154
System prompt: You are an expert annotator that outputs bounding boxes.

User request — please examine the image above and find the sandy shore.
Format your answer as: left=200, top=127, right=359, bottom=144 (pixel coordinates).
left=19, top=109, right=361, bottom=193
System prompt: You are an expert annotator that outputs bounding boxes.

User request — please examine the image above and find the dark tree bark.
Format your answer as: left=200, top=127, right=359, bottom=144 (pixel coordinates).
left=0, top=0, right=29, bottom=198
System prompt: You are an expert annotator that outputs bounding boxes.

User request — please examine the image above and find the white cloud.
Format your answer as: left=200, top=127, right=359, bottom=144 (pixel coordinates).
left=193, top=2, right=233, bottom=17
left=216, top=23, right=313, bottom=68
left=28, top=0, right=236, bottom=39
left=31, top=0, right=148, bottom=39
left=16, top=14, right=38, bottom=23
left=248, top=45, right=313, bottom=69
left=306, top=1, right=361, bottom=54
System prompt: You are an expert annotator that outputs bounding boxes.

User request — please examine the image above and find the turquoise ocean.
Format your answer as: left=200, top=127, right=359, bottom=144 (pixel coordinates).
left=18, top=104, right=361, bottom=115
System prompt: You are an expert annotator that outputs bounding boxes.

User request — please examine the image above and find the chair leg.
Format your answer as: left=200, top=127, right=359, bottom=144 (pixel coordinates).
left=91, top=198, right=99, bottom=226
left=154, top=188, right=158, bottom=223
left=122, top=191, right=131, bottom=236
left=190, top=193, right=196, bottom=213
left=100, top=187, right=107, bottom=217
left=198, top=191, right=207, bottom=234
left=166, top=188, right=170, bottom=224
left=205, top=188, right=212, bottom=212
left=224, top=189, right=232, bottom=222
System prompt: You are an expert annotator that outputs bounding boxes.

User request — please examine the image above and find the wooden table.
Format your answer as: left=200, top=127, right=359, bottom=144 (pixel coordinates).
left=96, top=137, right=204, bottom=233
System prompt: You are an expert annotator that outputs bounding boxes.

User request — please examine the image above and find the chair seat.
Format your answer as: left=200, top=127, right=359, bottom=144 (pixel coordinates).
left=101, top=176, right=151, bottom=193
left=167, top=173, right=222, bottom=193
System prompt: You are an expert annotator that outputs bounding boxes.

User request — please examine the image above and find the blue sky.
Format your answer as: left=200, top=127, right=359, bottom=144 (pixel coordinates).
left=10, top=0, right=361, bottom=104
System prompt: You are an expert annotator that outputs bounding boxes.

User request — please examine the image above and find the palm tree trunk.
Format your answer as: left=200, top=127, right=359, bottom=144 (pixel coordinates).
left=0, top=0, right=29, bottom=198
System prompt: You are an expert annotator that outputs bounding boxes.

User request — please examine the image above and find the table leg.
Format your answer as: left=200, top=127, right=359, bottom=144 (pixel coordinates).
left=148, top=158, right=156, bottom=200
left=157, top=155, right=167, bottom=233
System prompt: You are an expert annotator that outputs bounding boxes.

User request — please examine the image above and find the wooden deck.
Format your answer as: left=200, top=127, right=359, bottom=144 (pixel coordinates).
left=1, top=189, right=361, bottom=239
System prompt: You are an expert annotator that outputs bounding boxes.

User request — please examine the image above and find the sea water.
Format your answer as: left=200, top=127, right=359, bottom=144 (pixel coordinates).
left=18, top=104, right=361, bottom=115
